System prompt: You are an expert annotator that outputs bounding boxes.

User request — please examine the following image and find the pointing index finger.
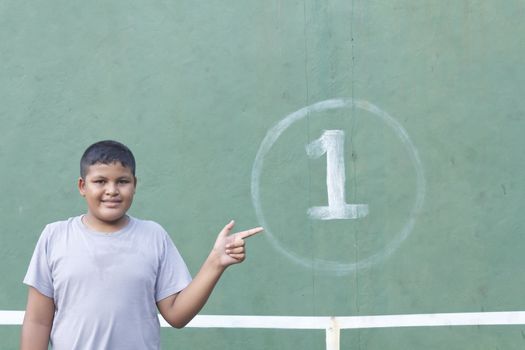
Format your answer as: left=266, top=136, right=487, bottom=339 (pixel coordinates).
left=237, top=227, right=264, bottom=240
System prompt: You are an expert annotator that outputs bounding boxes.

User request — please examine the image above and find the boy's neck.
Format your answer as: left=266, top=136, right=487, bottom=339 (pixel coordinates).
left=82, top=214, right=130, bottom=233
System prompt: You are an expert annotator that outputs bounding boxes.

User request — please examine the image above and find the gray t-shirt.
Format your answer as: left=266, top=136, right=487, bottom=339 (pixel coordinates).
left=24, top=216, right=192, bottom=350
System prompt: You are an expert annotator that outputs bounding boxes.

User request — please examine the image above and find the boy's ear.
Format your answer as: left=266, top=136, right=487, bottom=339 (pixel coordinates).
left=133, top=176, right=138, bottom=192
left=78, top=177, right=86, bottom=197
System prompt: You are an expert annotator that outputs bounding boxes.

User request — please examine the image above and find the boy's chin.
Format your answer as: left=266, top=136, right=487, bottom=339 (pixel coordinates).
left=104, top=214, right=128, bottom=224
left=91, top=212, right=128, bottom=225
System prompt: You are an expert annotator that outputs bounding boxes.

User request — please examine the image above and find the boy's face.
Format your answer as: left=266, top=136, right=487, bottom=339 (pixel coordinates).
left=78, top=162, right=137, bottom=232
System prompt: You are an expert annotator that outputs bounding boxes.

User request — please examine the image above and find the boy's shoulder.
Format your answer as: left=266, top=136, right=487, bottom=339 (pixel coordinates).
left=42, top=216, right=78, bottom=235
left=132, top=217, right=165, bottom=231
left=33, top=217, right=79, bottom=247
left=131, top=217, right=178, bottom=241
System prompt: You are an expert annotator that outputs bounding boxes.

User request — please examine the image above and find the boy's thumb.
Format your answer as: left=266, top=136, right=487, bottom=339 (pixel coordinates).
left=218, top=220, right=235, bottom=237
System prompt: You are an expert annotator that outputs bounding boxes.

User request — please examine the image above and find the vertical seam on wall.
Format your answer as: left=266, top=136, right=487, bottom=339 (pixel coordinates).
left=302, top=0, right=316, bottom=317
left=349, top=0, right=362, bottom=349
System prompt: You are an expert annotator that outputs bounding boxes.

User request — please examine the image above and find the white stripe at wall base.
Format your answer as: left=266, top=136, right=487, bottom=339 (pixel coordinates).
left=3, top=310, right=525, bottom=329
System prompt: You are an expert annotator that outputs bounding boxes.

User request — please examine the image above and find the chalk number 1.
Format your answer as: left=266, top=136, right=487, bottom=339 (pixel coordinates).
left=306, top=130, right=369, bottom=220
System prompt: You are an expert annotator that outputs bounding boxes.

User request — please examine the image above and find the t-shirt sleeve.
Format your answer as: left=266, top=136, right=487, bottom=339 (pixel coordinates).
left=23, top=225, right=54, bottom=298
left=155, top=232, right=192, bottom=302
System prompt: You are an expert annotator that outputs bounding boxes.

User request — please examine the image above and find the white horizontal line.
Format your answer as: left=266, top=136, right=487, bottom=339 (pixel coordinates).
left=3, top=311, right=525, bottom=329
left=179, top=315, right=333, bottom=329
left=335, top=311, right=525, bottom=329
left=0, top=311, right=24, bottom=325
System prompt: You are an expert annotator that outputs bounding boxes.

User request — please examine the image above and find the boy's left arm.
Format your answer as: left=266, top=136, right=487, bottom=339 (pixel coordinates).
left=156, top=220, right=263, bottom=328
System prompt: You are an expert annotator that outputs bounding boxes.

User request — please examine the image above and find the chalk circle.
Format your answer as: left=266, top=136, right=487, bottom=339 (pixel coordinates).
left=251, top=98, right=426, bottom=274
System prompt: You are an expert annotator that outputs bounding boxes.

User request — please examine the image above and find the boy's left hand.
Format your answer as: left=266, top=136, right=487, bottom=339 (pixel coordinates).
left=212, top=220, right=263, bottom=268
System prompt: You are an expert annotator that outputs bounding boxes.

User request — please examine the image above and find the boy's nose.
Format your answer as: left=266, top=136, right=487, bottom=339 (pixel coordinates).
left=105, top=183, right=119, bottom=195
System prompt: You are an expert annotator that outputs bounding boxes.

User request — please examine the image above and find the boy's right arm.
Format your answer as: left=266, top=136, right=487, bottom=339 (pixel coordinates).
left=20, top=287, right=55, bottom=350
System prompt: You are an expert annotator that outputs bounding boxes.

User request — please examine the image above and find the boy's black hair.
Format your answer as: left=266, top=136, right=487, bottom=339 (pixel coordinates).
left=80, top=140, right=136, bottom=178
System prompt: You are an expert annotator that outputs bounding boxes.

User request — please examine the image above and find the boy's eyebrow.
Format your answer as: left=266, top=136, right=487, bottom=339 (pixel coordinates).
left=89, top=175, right=133, bottom=180
left=92, top=174, right=133, bottom=179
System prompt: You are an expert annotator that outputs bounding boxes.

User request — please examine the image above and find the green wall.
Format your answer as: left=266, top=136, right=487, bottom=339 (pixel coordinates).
left=1, top=1, right=525, bottom=348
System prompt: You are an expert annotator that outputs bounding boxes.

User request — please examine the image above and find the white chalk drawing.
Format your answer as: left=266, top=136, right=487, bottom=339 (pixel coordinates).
left=306, top=130, right=369, bottom=220
left=251, top=98, right=426, bottom=274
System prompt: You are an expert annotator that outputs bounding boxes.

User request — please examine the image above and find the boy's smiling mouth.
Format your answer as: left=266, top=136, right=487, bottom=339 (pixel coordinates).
left=102, top=200, right=122, bottom=207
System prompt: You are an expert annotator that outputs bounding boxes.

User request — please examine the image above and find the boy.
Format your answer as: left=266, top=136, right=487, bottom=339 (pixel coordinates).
left=20, top=140, right=263, bottom=349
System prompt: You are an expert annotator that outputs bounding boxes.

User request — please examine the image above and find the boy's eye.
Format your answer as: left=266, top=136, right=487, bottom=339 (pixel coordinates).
left=94, top=180, right=105, bottom=184
left=119, top=180, right=130, bottom=184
